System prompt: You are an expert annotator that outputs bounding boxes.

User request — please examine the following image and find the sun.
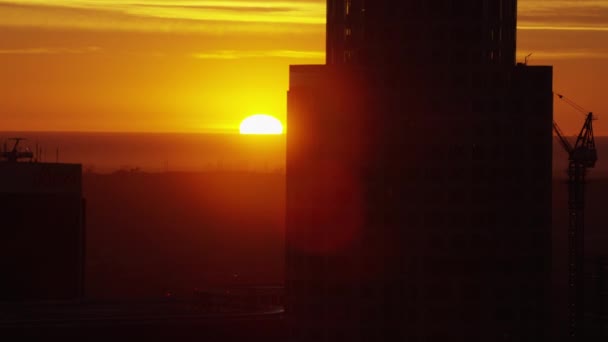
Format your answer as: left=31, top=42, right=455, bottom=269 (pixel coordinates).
left=239, top=114, right=284, bottom=135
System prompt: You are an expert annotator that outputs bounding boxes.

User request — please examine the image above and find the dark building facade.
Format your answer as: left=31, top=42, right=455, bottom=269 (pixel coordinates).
left=287, top=1, right=553, bottom=341
left=584, top=257, right=608, bottom=341
left=326, top=0, right=517, bottom=68
left=0, top=162, right=85, bottom=301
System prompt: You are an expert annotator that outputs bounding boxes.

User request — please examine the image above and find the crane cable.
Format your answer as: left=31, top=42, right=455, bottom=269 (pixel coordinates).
left=554, top=92, right=589, bottom=117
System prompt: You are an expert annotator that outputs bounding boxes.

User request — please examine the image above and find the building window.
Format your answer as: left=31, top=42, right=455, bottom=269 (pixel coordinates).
left=344, top=50, right=353, bottom=62
left=345, top=0, right=351, bottom=16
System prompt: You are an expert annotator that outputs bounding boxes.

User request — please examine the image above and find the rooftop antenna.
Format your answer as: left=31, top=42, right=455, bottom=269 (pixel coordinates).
left=524, top=53, right=533, bottom=65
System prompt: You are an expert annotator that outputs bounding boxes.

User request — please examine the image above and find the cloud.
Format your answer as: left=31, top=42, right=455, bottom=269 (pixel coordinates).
left=192, top=49, right=324, bottom=60
left=2, top=0, right=606, bottom=33
left=519, top=25, right=608, bottom=32
left=0, top=1, right=325, bottom=33
left=134, top=3, right=296, bottom=13
left=518, top=50, right=608, bottom=60
left=0, top=46, right=101, bottom=54
left=519, top=0, right=608, bottom=31
left=3, top=0, right=605, bottom=35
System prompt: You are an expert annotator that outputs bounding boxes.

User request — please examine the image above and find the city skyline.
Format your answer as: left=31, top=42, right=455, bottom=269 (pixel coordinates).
left=1, top=0, right=607, bottom=134
left=1, top=1, right=607, bottom=340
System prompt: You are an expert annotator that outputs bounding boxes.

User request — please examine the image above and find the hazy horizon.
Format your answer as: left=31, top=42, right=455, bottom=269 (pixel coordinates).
left=0, top=131, right=286, bottom=173
left=1, top=131, right=606, bottom=178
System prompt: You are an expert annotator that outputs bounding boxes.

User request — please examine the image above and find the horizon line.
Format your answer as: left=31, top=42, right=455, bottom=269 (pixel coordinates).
left=0, top=130, right=606, bottom=138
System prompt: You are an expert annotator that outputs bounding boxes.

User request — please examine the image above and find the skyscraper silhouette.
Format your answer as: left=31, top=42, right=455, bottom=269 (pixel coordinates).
left=326, top=0, right=516, bottom=67
left=287, top=1, right=553, bottom=341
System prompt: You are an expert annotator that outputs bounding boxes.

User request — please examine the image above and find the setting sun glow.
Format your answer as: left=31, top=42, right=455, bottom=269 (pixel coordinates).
left=239, top=115, right=284, bottom=135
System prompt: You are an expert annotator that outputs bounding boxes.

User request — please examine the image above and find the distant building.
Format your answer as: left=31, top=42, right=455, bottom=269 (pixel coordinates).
left=287, top=1, right=553, bottom=341
left=0, top=161, right=85, bottom=301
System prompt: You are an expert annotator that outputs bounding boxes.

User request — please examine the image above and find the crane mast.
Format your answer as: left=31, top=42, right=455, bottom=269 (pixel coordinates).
left=553, top=94, right=597, bottom=341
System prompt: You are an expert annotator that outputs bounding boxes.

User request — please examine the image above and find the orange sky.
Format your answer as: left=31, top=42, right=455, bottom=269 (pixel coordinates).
left=0, top=0, right=607, bottom=135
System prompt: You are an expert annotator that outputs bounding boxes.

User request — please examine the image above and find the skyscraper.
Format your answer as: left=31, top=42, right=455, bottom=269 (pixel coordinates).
left=326, top=0, right=517, bottom=67
left=287, top=1, right=553, bottom=341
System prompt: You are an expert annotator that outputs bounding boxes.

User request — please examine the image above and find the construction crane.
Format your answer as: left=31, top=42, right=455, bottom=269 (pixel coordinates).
left=1, top=138, right=34, bottom=162
left=553, top=93, right=598, bottom=341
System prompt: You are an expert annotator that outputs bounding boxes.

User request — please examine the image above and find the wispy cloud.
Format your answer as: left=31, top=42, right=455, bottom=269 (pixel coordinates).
left=193, top=49, right=324, bottom=60
left=0, top=46, right=101, bottom=54
left=134, top=3, right=297, bottom=13
left=2, top=0, right=606, bottom=34
left=519, top=25, right=608, bottom=32
left=517, top=1, right=608, bottom=60
left=519, top=0, right=608, bottom=31
left=517, top=50, right=608, bottom=60
left=0, top=1, right=325, bottom=33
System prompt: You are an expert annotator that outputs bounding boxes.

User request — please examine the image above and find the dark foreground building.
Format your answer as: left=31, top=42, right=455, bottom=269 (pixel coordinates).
left=287, top=1, right=553, bottom=341
left=585, top=257, right=608, bottom=340
left=0, top=161, right=85, bottom=301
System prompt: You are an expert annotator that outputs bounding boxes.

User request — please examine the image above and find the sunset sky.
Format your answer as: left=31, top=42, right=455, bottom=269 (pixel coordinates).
left=1, top=0, right=607, bottom=135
